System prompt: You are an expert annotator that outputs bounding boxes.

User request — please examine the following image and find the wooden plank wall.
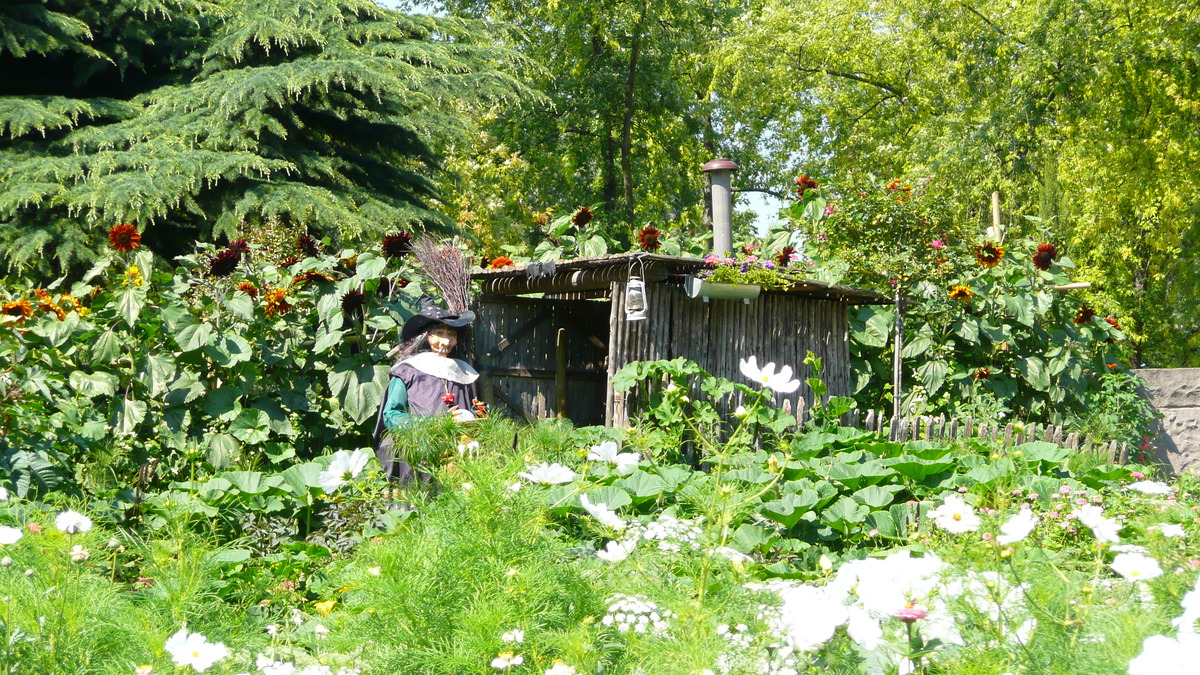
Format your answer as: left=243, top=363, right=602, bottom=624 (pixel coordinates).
left=607, top=281, right=852, bottom=426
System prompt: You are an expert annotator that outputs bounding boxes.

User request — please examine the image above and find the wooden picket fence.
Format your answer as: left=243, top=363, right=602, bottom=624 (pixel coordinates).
left=777, top=399, right=1131, bottom=465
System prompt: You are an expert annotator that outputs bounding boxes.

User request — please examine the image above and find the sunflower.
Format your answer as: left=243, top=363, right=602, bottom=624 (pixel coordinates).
left=381, top=233, right=413, bottom=258
left=973, top=242, right=1005, bottom=268
left=488, top=256, right=514, bottom=269
left=1074, top=306, right=1096, bottom=325
left=571, top=206, right=593, bottom=227
left=236, top=281, right=258, bottom=299
left=794, top=174, right=819, bottom=198
left=208, top=249, right=241, bottom=277
left=227, top=239, right=251, bottom=259
left=1, top=299, right=34, bottom=324
left=279, top=256, right=300, bottom=269
left=291, top=270, right=335, bottom=286
left=973, top=367, right=991, bottom=381
left=637, top=226, right=662, bottom=252
left=297, top=235, right=320, bottom=257
left=340, top=289, right=365, bottom=317
left=948, top=285, right=973, bottom=302
left=107, top=224, right=141, bottom=253
left=1031, top=242, right=1057, bottom=271
left=263, top=288, right=291, bottom=317
left=124, top=265, right=144, bottom=287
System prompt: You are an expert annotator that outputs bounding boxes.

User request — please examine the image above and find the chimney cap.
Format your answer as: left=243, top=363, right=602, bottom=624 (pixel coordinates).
left=701, top=158, right=738, bottom=173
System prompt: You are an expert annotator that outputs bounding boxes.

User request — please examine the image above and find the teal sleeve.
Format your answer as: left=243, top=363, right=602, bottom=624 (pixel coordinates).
left=382, top=377, right=411, bottom=430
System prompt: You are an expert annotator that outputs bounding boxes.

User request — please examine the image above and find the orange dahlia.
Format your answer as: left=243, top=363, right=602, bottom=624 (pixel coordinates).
left=794, top=174, right=819, bottom=198
left=637, top=226, right=662, bottom=252
left=2, top=298, right=34, bottom=324
left=488, top=256, right=514, bottom=269
left=108, top=224, right=141, bottom=253
left=236, top=281, right=258, bottom=298
left=973, top=242, right=1005, bottom=268
left=263, top=289, right=290, bottom=317
left=949, top=285, right=973, bottom=302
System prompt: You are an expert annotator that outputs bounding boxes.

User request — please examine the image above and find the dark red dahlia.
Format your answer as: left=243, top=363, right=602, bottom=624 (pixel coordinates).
left=208, top=249, right=241, bottom=277
left=1032, top=243, right=1057, bottom=271
left=1074, top=306, right=1096, bottom=325
left=381, top=233, right=413, bottom=258
left=637, top=226, right=662, bottom=252
left=341, top=289, right=365, bottom=316
left=297, top=235, right=320, bottom=257
left=227, top=239, right=251, bottom=258
left=572, top=206, right=593, bottom=227
left=774, top=246, right=796, bottom=267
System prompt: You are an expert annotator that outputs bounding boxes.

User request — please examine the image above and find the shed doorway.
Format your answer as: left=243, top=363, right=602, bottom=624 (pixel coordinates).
left=474, top=296, right=611, bottom=425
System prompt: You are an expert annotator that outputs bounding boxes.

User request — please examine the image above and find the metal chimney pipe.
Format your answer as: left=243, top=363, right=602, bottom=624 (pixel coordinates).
left=702, top=158, right=738, bottom=255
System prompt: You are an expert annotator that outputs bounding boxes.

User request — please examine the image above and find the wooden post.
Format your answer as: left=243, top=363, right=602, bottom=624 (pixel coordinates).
left=991, top=191, right=1003, bottom=240
left=892, top=289, right=903, bottom=420
left=555, top=328, right=567, bottom=418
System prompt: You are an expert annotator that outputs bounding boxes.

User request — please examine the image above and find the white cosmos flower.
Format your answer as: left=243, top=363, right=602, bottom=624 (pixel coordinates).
left=1150, top=523, right=1186, bottom=538
left=1128, top=632, right=1200, bottom=675
left=739, top=356, right=801, bottom=394
left=0, top=526, right=22, bottom=546
left=596, top=539, right=636, bottom=562
left=1111, top=552, right=1163, bottom=582
left=1111, top=544, right=1150, bottom=554
left=491, top=652, right=524, bottom=669
left=0, top=486, right=7, bottom=500
left=586, top=441, right=640, bottom=474
left=580, top=494, right=626, bottom=531
left=1172, top=574, right=1200, bottom=634
left=518, top=463, right=576, bottom=485
left=55, top=510, right=92, bottom=535
left=544, top=661, right=578, bottom=675
left=774, top=583, right=849, bottom=652
left=164, top=627, right=229, bottom=673
left=927, top=494, right=981, bottom=534
left=256, top=654, right=296, bottom=675
left=1128, top=481, right=1172, bottom=495
left=997, top=509, right=1039, bottom=545
left=318, top=449, right=371, bottom=494
left=1074, top=504, right=1122, bottom=543
left=500, top=628, right=524, bottom=643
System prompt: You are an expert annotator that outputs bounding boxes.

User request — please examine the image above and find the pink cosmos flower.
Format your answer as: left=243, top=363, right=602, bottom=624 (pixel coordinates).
left=930, top=239, right=945, bottom=249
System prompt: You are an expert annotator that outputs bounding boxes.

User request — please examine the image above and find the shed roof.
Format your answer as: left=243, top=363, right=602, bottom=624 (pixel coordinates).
left=471, top=252, right=889, bottom=304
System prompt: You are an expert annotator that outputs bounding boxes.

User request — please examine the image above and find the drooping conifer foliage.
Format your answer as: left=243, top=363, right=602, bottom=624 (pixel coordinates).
left=0, top=0, right=530, bottom=272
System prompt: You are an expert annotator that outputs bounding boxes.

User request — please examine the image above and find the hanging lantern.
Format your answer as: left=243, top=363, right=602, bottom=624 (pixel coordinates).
left=625, top=276, right=648, bottom=321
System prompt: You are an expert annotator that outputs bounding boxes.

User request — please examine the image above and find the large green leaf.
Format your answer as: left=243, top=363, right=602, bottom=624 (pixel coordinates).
left=915, top=360, right=949, bottom=395
left=821, top=497, right=869, bottom=530
left=851, top=484, right=905, bottom=509
left=760, top=490, right=820, bottom=528
left=68, top=371, right=118, bottom=399
left=327, top=359, right=389, bottom=424
left=884, top=455, right=957, bottom=481
left=173, top=316, right=214, bottom=352
left=281, top=462, right=324, bottom=500
left=230, top=408, right=271, bottom=444
left=112, top=398, right=147, bottom=435
left=205, top=335, right=252, bottom=368
left=617, top=471, right=667, bottom=502
left=115, top=286, right=144, bottom=327
left=852, top=308, right=891, bottom=348
left=583, top=487, right=632, bottom=511
left=92, top=330, right=122, bottom=363
left=1016, top=357, right=1051, bottom=391
left=139, top=354, right=177, bottom=397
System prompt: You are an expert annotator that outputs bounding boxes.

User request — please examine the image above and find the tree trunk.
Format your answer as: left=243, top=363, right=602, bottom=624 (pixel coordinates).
left=620, top=10, right=649, bottom=225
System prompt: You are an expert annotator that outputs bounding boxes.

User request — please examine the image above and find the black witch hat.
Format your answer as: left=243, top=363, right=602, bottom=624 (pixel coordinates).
left=400, top=295, right=475, bottom=341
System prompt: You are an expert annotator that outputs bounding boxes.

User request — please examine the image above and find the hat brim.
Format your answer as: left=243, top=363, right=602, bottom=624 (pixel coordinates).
left=400, top=310, right=475, bottom=341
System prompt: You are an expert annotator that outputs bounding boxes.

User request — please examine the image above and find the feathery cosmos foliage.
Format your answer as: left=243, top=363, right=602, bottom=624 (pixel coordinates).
left=0, top=0, right=531, bottom=272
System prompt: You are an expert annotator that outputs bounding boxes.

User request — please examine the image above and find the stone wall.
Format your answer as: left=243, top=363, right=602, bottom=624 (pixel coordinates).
left=1134, top=369, right=1200, bottom=475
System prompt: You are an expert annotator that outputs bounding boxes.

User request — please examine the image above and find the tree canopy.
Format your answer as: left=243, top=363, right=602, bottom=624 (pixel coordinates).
left=0, top=0, right=531, bottom=272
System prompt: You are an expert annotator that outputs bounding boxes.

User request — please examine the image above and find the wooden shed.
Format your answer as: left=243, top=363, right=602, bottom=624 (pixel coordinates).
left=470, top=253, right=887, bottom=427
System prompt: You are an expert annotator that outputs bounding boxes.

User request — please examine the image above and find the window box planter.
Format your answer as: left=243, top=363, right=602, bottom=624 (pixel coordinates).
left=683, top=275, right=762, bottom=303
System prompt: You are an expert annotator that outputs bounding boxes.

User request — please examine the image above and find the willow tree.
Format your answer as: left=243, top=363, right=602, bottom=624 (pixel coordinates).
left=0, top=0, right=531, bottom=273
